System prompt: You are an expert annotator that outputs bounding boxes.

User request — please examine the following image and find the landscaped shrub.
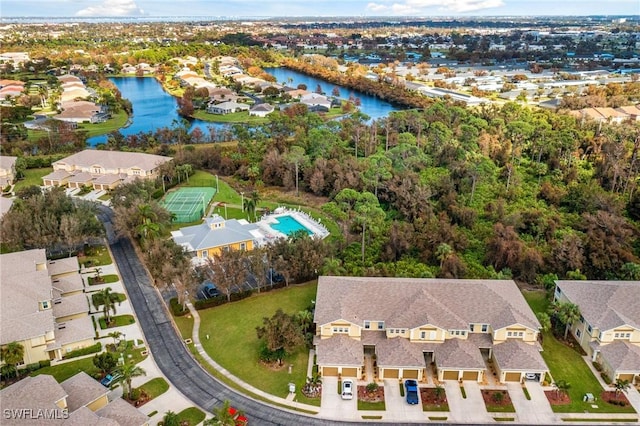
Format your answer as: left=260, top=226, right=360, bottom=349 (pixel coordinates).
left=170, top=297, right=189, bottom=317
left=601, top=372, right=611, bottom=384
left=230, top=289, right=253, bottom=302
left=39, top=360, right=51, bottom=368
left=592, top=362, right=603, bottom=372
left=366, top=382, right=379, bottom=393
left=63, top=342, right=102, bottom=359
left=25, top=363, right=41, bottom=373
left=194, top=295, right=227, bottom=310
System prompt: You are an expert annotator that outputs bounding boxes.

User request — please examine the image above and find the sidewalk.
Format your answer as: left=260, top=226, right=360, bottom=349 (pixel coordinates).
left=186, top=302, right=320, bottom=414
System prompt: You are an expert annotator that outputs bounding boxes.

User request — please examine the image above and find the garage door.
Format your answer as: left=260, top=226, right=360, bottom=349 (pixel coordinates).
left=342, top=368, right=358, bottom=377
left=443, top=370, right=459, bottom=380
left=618, top=374, right=634, bottom=382
left=322, top=367, right=338, bottom=376
left=505, top=372, right=522, bottom=382
left=384, top=369, right=399, bottom=379
left=462, top=371, right=479, bottom=381
left=404, top=370, right=419, bottom=379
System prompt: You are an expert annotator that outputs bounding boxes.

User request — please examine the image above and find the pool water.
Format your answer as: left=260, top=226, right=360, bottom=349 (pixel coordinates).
left=270, top=215, right=313, bottom=236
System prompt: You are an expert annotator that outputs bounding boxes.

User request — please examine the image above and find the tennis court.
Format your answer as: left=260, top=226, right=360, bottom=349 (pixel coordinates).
left=162, top=187, right=216, bottom=223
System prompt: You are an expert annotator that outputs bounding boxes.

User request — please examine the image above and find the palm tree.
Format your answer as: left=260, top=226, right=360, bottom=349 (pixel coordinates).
left=554, top=380, right=571, bottom=398
left=434, top=384, right=445, bottom=403
left=614, top=378, right=631, bottom=400
left=0, top=342, right=24, bottom=378
left=93, top=267, right=103, bottom=283
left=549, top=301, right=581, bottom=340
left=108, top=331, right=122, bottom=345
left=435, top=243, right=453, bottom=269
left=116, top=362, right=146, bottom=400
left=243, top=190, right=260, bottom=221
left=98, top=287, right=118, bottom=325
left=162, top=410, right=180, bottom=426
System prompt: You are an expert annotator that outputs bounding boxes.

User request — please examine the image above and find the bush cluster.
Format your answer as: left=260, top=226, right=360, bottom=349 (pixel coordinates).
left=62, top=342, right=102, bottom=359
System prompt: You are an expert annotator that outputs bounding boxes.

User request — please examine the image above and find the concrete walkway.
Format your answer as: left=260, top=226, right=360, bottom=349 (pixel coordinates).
left=186, top=302, right=320, bottom=414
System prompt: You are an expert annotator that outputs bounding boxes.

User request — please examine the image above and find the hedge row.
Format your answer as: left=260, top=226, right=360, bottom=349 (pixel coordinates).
left=192, top=283, right=289, bottom=311
left=170, top=298, right=189, bottom=317
left=63, top=342, right=102, bottom=360
left=23, top=154, right=67, bottom=169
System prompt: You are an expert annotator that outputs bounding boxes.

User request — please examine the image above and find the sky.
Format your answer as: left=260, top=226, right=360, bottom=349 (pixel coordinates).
left=2, top=0, right=638, bottom=18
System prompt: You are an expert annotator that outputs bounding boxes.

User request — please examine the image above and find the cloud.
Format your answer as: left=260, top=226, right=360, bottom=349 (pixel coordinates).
left=367, top=0, right=505, bottom=14
left=75, top=0, right=145, bottom=17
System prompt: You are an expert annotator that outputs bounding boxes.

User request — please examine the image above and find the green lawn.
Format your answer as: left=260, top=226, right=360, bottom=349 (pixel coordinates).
left=193, top=109, right=269, bottom=124
left=99, top=315, right=136, bottom=329
left=77, top=111, right=129, bottom=138
left=198, top=282, right=317, bottom=399
left=212, top=177, right=242, bottom=205
left=79, top=245, right=113, bottom=267
left=357, top=400, right=386, bottom=411
left=175, top=407, right=206, bottom=426
left=173, top=314, right=194, bottom=340
left=523, top=292, right=635, bottom=414
left=31, top=357, right=98, bottom=382
left=137, top=377, right=169, bottom=399
left=13, top=167, right=52, bottom=191
left=88, top=274, right=120, bottom=285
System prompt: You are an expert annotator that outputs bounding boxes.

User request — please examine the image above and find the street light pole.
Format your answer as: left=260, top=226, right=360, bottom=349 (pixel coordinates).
left=241, top=192, right=245, bottom=211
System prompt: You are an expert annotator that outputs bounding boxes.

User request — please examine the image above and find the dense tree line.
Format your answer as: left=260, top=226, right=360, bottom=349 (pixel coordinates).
left=0, top=186, right=103, bottom=253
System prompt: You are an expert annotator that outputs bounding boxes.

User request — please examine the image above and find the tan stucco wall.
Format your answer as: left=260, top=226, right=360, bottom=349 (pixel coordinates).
left=61, top=337, right=95, bottom=356
left=409, top=325, right=446, bottom=342
left=86, top=395, right=108, bottom=412
left=493, top=325, right=537, bottom=343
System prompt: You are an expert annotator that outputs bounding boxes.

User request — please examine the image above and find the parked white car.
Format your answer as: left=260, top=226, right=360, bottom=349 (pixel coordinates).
left=341, top=379, right=354, bottom=400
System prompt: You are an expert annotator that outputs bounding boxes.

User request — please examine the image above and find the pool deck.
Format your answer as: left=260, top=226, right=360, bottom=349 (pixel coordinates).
left=256, top=208, right=329, bottom=244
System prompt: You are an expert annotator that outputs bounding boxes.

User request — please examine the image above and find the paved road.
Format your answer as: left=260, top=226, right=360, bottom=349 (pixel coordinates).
left=98, top=206, right=400, bottom=425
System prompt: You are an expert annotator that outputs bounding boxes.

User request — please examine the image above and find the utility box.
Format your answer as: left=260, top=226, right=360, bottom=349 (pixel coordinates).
left=288, top=383, right=295, bottom=394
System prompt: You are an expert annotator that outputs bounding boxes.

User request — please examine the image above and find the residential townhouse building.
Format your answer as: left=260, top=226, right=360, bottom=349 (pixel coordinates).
left=554, top=280, right=640, bottom=384
left=314, top=277, right=548, bottom=384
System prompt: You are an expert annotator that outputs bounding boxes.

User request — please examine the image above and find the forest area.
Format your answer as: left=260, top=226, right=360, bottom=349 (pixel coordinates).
left=172, top=100, right=640, bottom=285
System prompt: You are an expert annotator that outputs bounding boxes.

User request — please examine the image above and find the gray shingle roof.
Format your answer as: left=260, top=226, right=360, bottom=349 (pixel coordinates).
left=172, top=216, right=257, bottom=252
left=598, top=340, right=640, bottom=373
left=315, top=334, right=363, bottom=367
left=556, top=281, right=640, bottom=331
left=314, top=277, right=540, bottom=331
left=60, top=372, right=108, bottom=412
left=95, top=397, right=149, bottom=426
left=52, top=293, right=89, bottom=319
left=54, top=150, right=171, bottom=173
left=63, top=407, right=119, bottom=426
left=0, top=375, right=67, bottom=424
left=48, top=257, right=80, bottom=276
left=435, top=338, right=486, bottom=369
left=492, top=339, right=547, bottom=371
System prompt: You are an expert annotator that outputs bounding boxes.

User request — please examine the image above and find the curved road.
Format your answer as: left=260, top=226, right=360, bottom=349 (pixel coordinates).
left=97, top=206, right=349, bottom=425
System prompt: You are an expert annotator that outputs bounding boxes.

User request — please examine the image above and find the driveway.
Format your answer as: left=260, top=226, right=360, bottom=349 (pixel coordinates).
left=508, top=382, right=556, bottom=424
left=383, top=380, right=425, bottom=422
left=627, top=386, right=640, bottom=414
left=444, top=381, right=491, bottom=423
left=319, top=377, right=358, bottom=421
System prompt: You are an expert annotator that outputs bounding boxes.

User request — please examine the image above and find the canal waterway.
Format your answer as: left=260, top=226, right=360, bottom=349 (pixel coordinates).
left=264, top=67, right=400, bottom=120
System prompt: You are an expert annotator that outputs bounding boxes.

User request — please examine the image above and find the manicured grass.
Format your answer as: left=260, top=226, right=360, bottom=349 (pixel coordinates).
left=212, top=205, right=247, bottom=221
left=460, top=386, right=467, bottom=399
left=193, top=109, right=269, bottom=124
left=175, top=407, right=206, bottom=426
left=31, top=357, right=98, bottom=383
left=13, top=167, right=52, bottom=191
left=88, top=274, right=119, bottom=285
left=198, top=282, right=317, bottom=399
left=362, top=415, right=383, bottom=419
left=173, top=314, right=194, bottom=340
left=91, top=292, right=126, bottom=309
left=77, top=110, right=129, bottom=138
left=523, top=386, right=532, bottom=400
left=212, top=177, right=242, bottom=205
left=495, top=417, right=516, bottom=421
left=99, top=314, right=135, bottom=329
left=523, top=292, right=635, bottom=414
left=137, top=377, right=169, bottom=399
left=429, top=417, right=448, bottom=421
left=79, top=245, right=113, bottom=267
left=357, top=400, right=386, bottom=411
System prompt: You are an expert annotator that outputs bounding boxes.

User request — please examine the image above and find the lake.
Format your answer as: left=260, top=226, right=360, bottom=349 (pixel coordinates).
left=264, top=67, right=400, bottom=120
left=87, top=71, right=400, bottom=145
left=87, top=77, right=224, bottom=146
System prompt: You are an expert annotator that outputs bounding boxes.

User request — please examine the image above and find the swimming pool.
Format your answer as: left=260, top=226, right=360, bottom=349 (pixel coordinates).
left=270, top=215, right=313, bottom=236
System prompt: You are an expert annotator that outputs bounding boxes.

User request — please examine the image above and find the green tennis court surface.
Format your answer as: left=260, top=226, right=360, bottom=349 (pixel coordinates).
left=161, top=187, right=216, bottom=223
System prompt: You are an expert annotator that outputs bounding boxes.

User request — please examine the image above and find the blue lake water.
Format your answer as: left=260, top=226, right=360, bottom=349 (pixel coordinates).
left=87, top=69, right=400, bottom=145
left=264, top=67, right=400, bottom=121
left=87, top=77, right=224, bottom=146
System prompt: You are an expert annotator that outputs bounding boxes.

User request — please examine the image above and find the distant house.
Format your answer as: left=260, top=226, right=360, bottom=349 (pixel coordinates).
left=569, top=107, right=630, bottom=124
left=54, top=100, right=104, bottom=124
left=206, top=101, right=250, bottom=115
left=0, top=249, right=93, bottom=364
left=616, top=105, right=640, bottom=121
left=314, top=277, right=548, bottom=383
left=208, top=87, right=240, bottom=103
left=0, top=372, right=149, bottom=426
left=300, top=93, right=332, bottom=112
left=42, top=149, right=172, bottom=190
left=0, top=155, right=17, bottom=187
left=171, top=214, right=259, bottom=263
left=554, top=280, right=640, bottom=384
left=249, top=103, right=275, bottom=117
